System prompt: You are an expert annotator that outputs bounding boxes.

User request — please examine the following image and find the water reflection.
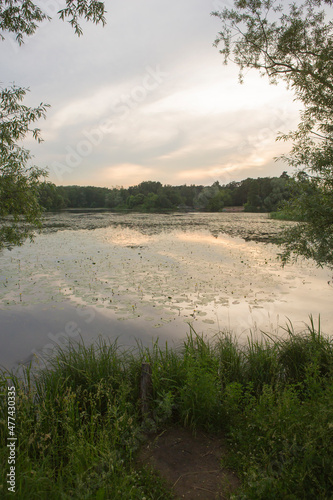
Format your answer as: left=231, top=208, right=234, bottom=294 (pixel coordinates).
left=0, top=212, right=332, bottom=371
left=0, top=303, right=183, bottom=370
left=42, top=211, right=291, bottom=243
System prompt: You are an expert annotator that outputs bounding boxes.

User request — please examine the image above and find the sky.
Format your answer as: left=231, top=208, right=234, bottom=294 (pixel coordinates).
left=1, top=0, right=302, bottom=188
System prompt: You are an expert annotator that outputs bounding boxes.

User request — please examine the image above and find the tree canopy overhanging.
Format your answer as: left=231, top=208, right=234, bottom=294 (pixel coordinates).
left=0, top=85, right=49, bottom=247
left=0, top=0, right=106, bottom=249
left=212, top=0, right=333, bottom=268
left=0, top=0, right=106, bottom=43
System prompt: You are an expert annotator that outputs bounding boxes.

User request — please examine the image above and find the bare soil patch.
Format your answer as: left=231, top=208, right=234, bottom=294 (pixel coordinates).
left=138, top=427, right=240, bottom=499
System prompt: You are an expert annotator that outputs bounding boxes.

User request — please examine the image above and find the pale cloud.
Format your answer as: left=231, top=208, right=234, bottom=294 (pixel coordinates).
left=175, top=165, right=240, bottom=183
left=173, top=157, right=285, bottom=187
left=49, top=67, right=170, bottom=132
left=145, top=75, right=295, bottom=117
left=103, top=164, right=155, bottom=187
left=3, top=0, right=302, bottom=188
left=50, top=92, right=112, bottom=130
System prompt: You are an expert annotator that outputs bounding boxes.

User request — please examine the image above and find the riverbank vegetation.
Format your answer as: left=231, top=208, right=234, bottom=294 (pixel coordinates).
left=37, top=173, right=294, bottom=213
left=1, top=319, right=332, bottom=499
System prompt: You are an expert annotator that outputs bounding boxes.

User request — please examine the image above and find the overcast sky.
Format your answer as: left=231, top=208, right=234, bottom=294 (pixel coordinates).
left=2, top=0, right=302, bottom=188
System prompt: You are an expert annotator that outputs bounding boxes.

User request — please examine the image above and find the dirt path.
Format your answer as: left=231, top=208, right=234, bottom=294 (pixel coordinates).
left=138, top=427, right=240, bottom=499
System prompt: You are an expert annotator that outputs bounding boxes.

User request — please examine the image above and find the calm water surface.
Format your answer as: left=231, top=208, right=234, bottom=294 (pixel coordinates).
left=0, top=212, right=332, bottom=370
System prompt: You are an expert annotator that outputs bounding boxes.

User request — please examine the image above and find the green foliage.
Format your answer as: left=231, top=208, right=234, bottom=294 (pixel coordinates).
left=193, top=181, right=221, bottom=210
left=0, top=0, right=48, bottom=45
left=58, top=0, right=106, bottom=37
left=1, top=323, right=333, bottom=498
left=0, top=86, right=49, bottom=249
left=206, top=191, right=225, bottom=212
left=212, top=0, right=333, bottom=98
left=0, top=0, right=106, bottom=44
left=178, top=330, right=222, bottom=430
left=277, top=147, right=333, bottom=267
left=241, top=175, right=293, bottom=212
left=127, top=193, right=145, bottom=209
left=1, top=1, right=107, bottom=250
left=212, top=0, right=333, bottom=267
left=142, top=192, right=159, bottom=211
left=227, top=383, right=333, bottom=499
left=263, top=176, right=294, bottom=212
left=277, top=317, right=333, bottom=386
left=0, top=339, right=172, bottom=499
left=47, top=175, right=294, bottom=213
left=37, top=182, right=66, bottom=211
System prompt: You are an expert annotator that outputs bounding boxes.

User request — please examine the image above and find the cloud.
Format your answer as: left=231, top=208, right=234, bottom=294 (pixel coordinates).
left=3, top=0, right=302, bottom=188
left=103, top=164, right=156, bottom=187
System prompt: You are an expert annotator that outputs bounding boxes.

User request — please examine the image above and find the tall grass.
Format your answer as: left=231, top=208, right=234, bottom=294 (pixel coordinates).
left=270, top=211, right=306, bottom=222
left=0, top=339, right=171, bottom=500
left=1, top=319, right=333, bottom=499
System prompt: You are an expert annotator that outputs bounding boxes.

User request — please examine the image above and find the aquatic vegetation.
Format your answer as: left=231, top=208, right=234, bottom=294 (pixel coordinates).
left=1, top=213, right=331, bottom=354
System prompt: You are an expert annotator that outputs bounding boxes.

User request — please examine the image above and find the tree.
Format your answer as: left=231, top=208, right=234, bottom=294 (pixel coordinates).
left=194, top=183, right=219, bottom=210
left=37, top=181, right=66, bottom=211
left=245, top=181, right=262, bottom=212
left=277, top=136, right=333, bottom=266
left=0, top=0, right=106, bottom=250
left=263, top=176, right=293, bottom=212
left=212, top=0, right=333, bottom=268
left=0, top=0, right=106, bottom=43
left=0, top=85, right=48, bottom=248
left=142, top=193, right=159, bottom=211
left=127, top=193, right=145, bottom=209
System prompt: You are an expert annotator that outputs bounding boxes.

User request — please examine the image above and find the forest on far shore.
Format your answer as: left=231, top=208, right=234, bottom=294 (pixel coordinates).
left=38, top=172, right=297, bottom=213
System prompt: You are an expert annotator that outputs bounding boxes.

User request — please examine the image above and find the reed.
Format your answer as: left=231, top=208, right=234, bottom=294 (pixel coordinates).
left=1, top=318, right=332, bottom=498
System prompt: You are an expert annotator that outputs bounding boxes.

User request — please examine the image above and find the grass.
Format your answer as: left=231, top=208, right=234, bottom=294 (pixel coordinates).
left=270, top=211, right=306, bottom=222
left=1, top=319, right=333, bottom=499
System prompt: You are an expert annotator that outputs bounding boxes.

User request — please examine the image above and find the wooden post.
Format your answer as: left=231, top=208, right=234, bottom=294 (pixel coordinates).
left=140, top=362, right=152, bottom=418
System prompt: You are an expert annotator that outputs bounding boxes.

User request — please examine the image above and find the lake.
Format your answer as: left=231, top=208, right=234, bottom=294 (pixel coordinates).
left=0, top=212, right=332, bottom=370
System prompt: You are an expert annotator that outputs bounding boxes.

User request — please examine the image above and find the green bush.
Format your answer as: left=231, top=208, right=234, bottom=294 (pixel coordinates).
left=1, top=321, right=332, bottom=498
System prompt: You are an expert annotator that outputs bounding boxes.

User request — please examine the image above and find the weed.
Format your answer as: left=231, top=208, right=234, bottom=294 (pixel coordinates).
left=1, top=320, right=332, bottom=498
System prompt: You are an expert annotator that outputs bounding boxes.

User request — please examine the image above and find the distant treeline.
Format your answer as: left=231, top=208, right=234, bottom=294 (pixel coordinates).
left=38, top=172, right=294, bottom=212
